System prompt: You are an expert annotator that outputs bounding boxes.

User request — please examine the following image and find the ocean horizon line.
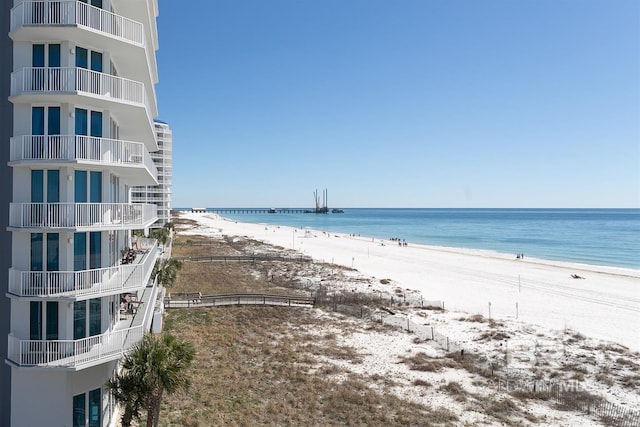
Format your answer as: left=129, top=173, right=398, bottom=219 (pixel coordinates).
left=174, top=207, right=640, bottom=211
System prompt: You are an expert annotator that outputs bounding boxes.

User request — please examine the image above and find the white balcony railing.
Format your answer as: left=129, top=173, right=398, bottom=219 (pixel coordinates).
left=10, top=135, right=158, bottom=177
left=11, top=67, right=146, bottom=105
left=8, top=326, right=142, bottom=368
left=8, top=279, right=159, bottom=368
left=8, top=241, right=157, bottom=298
left=11, top=1, right=144, bottom=46
left=9, top=203, right=157, bottom=229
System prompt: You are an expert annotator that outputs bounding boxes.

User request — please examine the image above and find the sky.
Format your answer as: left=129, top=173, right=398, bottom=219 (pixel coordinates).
left=155, top=0, right=640, bottom=209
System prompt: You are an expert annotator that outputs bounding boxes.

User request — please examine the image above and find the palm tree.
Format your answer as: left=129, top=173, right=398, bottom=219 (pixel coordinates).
left=144, top=334, right=195, bottom=427
left=152, top=258, right=182, bottom=287
left=107, top=334, right=195, bottom=427
left=150, top=227, right=169, bottom=247
left=107, top=342, right=152, bottom=427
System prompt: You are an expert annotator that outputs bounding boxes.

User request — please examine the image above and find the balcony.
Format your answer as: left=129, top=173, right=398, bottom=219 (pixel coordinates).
left=9, top=1, right=157, bottom=99
left=9, top=203, right=157, bottom=231
left=11, top=1, right=144, bottom=45
left=10, top=135, right=158, bottom=185
left=8, top=240, right=157, bottom=299
left=7, top=280, right=159, bottom=370
left=10, top=67, right=156, bottom=149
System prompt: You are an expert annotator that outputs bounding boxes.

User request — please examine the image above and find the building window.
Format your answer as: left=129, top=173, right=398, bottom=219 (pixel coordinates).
left=75, top=108, right=88, bottom=136
left=74, top=232, right=87, bottom=271
left=48, top=107, right=61, bottom=135
left=90, top=171, right=102, bottom=203
left=72, top=393, right=86, bottom=427
left=33, top=106, right=61, bottom=135
left=32, top=107, right=44, bottom=134
left=76, top=108, right=102, bottom=137
left=32, top=169, right=60, bottom=203
left=47, top=233, right=59, bottom=271
left=49, top=44, right=61, bottom=67
left=73, top=300, right=86, bottom=340
left=74, top=297, right=102, bottom=340
left=89, top=298, right=101, bottom=337
left=32, top=44, right=61, bottom=90
left=47, top=170, right=60, bottom=203
left=32, top=44, right=45, bottom=67
left=73, top=388, right=101, bottom=427
left=30, top=301, right=59, bottom=341
left=90, top=111, right=102, bottom=137
left=29, top=301, right=42, bottom=340
left=31, top=233, right=43, bottom=271
left=46, top=301, right=59, bottom=340
left=89, top=232, right=101, bottom=269
left=32, top=44, right=61, bottom=67
left=75, top=170, right=87, bottom=203
left=31, top=170, right=43, bottom=203
left=75, top=170, right=102, bottom=203
left=76, top=47, right=103, bottom=94
left=88, top=388, right=101, bottom=427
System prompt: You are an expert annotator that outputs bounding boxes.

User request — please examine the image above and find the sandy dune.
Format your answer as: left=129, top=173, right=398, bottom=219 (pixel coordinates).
left=179, top=211, right=640, bottom=351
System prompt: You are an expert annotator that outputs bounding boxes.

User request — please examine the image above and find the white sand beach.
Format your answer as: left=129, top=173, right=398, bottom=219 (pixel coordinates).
left=175, top=211, right=640, bottom=424
left=179, top=211, right=640, bottom=351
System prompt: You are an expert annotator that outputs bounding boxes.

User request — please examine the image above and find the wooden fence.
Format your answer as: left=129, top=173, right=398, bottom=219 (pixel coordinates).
left=497, top=378, right=640, bottom=427
left=320, top=297, right=639, bottom=427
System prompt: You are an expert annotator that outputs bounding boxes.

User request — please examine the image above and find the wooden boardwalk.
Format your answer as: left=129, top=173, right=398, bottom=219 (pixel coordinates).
left=164, top=293, right=315, bottom=309
left=174, top=255, right=312, bottom=263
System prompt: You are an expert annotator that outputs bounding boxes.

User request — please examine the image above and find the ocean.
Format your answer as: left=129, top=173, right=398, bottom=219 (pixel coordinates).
left=176, top=208, right=640, bottom=270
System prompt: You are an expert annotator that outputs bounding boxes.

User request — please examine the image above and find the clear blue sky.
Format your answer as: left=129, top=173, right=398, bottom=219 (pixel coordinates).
left=156, top=0, right=639, bottom=208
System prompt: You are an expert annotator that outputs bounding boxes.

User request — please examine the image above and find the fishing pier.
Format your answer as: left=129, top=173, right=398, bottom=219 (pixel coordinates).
left=189, top=189, right=344, bottom=215
left=191, top=208, right=307, bottom=214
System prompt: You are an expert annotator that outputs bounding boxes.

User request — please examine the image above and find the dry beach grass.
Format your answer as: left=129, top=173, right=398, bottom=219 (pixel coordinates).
left=153, top=215, right=640, bottom=426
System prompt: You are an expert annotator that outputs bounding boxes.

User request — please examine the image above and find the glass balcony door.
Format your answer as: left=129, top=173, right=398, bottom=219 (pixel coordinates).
left=32, top=44, right=60, bottom=90
left=32, top=106, right=61, bottom=158
left=29, top=301, right=58, bottom=341
left=73, top=298, right=101, bottom=341
left=76, top=47, right=103, bottom=95
left=75, top=108, right=102, bottom=161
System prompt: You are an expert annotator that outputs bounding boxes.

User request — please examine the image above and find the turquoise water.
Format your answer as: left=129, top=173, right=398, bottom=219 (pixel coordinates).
left=176, top=208, right=640, bottom=270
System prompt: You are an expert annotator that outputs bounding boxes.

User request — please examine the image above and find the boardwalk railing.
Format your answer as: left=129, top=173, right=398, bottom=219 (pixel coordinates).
left=175, top=255, right=312, bottom=262
left=164, top=293, right=315, bottom=309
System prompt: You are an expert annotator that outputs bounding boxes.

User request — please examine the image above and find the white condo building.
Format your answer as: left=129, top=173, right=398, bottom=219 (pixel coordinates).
left=132, top=120, right=172, bottom=229
left=1, top=1, right=163, bottom=426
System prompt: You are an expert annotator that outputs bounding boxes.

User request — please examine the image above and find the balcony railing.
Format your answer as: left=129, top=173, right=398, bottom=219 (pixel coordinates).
left=10, top=135, right=157, bottom=177
left=8, top=240, right=157, bottom=298
left=9, top=203, right=157, bottom=230
left=11, top=0, right=144, bottom=46
left=8, top=326, right=142, bottom=368
left=7, top=280, right=158, bottom=368
left=11, top=67, right=146, bottom=105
